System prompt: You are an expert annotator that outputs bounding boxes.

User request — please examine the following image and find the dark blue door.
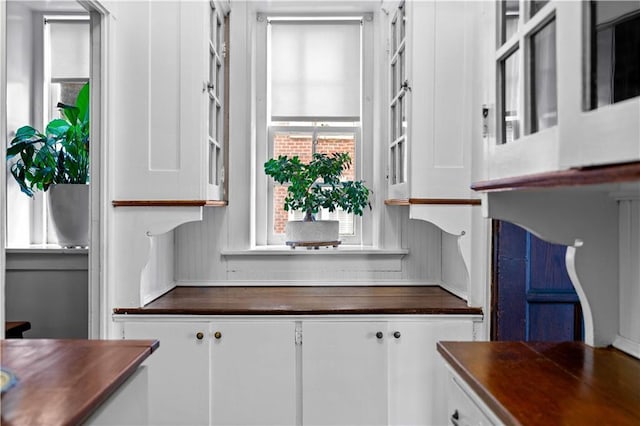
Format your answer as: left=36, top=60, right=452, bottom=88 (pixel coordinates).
left=492, top=220, right=583, bottom=341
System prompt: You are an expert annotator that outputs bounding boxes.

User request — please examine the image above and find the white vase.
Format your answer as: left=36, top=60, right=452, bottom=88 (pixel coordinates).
left=48, top=184, right=89, bottom=248
left=285, top=220, right=339, bottom=243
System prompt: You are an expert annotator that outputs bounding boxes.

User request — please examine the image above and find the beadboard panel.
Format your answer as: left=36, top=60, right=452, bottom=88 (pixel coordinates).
left=619, top=198, right=640, bottom=348
left=174, top=208, right=445, bottom=284
left=141, top=232, right=176, bottom=305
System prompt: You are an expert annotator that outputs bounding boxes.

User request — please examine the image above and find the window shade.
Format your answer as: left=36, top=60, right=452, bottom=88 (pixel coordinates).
left=269, top=20, right=361, bottom=120
left=49, top=21, right=90, bottom=80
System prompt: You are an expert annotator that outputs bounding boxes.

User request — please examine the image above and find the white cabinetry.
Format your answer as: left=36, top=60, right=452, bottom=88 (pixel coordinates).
left=123, top=321, right=212, bottom=426
left=389, top=321, right=474, bottom=426
left=385, top=0, right=478, bottom=200
left=117, top=315, right=480, bottom=426
left=484, top=0, right=640, bottom=180
left=113, top=1, right=228, bottom=201
left=445, top=370, right=497, bottom=426
left=302, top=322, right=388, bottom=426
left=211, top=321, right=297, bottom=426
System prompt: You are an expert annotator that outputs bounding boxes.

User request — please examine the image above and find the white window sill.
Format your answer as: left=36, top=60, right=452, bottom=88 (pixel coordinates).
left=221, top=246, right=408, bottom=256
left=6, top=244, right=88, bottom=255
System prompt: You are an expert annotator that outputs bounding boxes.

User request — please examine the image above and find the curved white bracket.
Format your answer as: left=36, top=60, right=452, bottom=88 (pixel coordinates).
left=484, top=189, right=618, bottom=347
left=111, top=207, right=203, bottom=310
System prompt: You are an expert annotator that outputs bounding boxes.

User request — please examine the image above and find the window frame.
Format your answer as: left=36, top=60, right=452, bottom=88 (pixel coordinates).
left=254, top=12, right=374, bottom=247
left=496, top=0, right=557, bottom=145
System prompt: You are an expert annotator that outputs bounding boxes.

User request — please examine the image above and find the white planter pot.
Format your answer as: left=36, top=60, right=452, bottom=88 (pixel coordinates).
left=285, top=220, right=339, bottom=243
left=48, top=184, right=89, bottom=248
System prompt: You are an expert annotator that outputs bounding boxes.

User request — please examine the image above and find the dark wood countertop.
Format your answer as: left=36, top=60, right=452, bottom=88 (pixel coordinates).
left=113, top=285, right=483, bottom=316
left=437, top=341, right=640, bottom=426
left=1, top=339, right=159, bottom=426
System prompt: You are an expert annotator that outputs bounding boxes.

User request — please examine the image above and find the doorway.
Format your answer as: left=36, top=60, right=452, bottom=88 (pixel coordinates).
left=3, top=0, right=107, bottom=339
left=492, top=220, right=584, bottom=341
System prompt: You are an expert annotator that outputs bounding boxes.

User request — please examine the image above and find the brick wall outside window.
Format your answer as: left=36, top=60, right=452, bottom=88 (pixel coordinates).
left=272, top=133, right=356, bottom=234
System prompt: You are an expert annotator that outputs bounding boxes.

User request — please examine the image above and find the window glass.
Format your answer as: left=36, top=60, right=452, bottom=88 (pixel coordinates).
left=502, top=0, right=520, bottom=44
left=530, top=1, right=549, bottom=18
left=589, top=1, right=640, bottom=109
left=501, top=49, right=520, bottom=144
left=530, top=19, right=557, bottom=133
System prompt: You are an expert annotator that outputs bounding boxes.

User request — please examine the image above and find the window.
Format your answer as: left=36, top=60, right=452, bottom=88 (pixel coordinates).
left=6, top=14, right=89, bottom=247
left=588, top=1, right=640, bottom=110
left=389, top=2, right=407, bottom=187
left=206, top=1, right=228, bottom=200
left=256, top=15, right=372, bottom=246
left=497, top=0, right=557, bottom=144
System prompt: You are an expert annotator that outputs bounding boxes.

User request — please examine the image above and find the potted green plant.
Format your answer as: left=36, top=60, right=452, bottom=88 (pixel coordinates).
left=6, top=82, right=90, bottom=247
left=264, top=152, right=371, bottom=246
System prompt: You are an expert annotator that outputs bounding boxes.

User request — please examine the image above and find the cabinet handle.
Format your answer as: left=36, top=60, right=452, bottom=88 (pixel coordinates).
left=196, top=332, right=204, bottom=340
left=214, top=331, right=222, bottom=339
left=450, top=409, right=459, bottom=426
left=376, top=331, right=384, bottom=339
left=393, top=331, right=401, bottom=339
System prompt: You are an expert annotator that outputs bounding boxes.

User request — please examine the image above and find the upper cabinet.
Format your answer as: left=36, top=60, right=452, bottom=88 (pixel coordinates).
left=485, top=0, right=640, bottom=181
left=112, top=1, right=229, bottom=202
left=386, top=1, right=479, bottom=200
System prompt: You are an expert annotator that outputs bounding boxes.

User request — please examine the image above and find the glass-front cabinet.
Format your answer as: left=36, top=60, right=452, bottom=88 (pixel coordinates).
left=487, top=0, right=640, bottom=180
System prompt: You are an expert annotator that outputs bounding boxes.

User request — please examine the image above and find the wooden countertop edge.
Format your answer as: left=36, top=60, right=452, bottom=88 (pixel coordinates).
left=73, top=340, right=159, bottom=425
left=113, top=307, right=483, bottom=315
left=436, top=341, right=521, bottom=426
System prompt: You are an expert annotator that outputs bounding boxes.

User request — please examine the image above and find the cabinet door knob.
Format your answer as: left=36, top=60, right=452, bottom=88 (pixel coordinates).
left=214, top=331, right=222, bottom=339
left=451, top=409, right=459, bottom=426
left=393, top=331, right=401, bottom=339
left=376, top=331, right=384, bottom=339
left=196, top=332, right=204, bottom=340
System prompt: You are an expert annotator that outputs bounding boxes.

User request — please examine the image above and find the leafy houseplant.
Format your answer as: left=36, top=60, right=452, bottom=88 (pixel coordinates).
left=264, top=152, right=371, bottom=244
left=6, top=82, right=90, bottom=247
left=7, top=82, right=89, bottom=196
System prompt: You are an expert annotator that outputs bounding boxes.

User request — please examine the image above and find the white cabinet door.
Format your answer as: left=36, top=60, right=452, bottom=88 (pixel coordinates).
left=302, top=321, right=388, bottom=426
left=388, top=320, right=474, bottom=426
left=211, top=321, right=297, bottom=426
left=123, top=321, right=211, bottom=426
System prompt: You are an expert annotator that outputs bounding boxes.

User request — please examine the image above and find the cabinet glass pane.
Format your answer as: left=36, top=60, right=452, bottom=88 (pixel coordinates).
left=501, top=49, right=520, bottom=144
left=399, top=4, right=406, bottom=43
left=530, top=1, right=549, bottom=18
left=502, top=0, right=520, bottom=44
left=530, top=19, right=557, bottom=133
left=589, top=1, right=640, bottom=109
left=391, top=104, right=397, bottom=141
left=390, top=145, right=397, bottom=185
left=397, top=140, right=404, bottom=184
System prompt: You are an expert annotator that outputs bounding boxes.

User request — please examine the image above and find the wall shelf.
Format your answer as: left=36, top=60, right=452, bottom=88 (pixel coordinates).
left=112, top=200, right=228, bottom=207
left=472, top=161, right=640, bottom=192
left=384, top=198, right=481, bottom=206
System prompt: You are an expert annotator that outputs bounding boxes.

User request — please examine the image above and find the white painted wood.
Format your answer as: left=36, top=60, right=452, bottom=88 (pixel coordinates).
left=557, top=1, right=640, bottom=168
left=302, top=321, right=388, bottom=426
left=1, top=0, right=7, bottom=338
left=111, top=1, right=205, bottom=200
left=211, top=321, right=297, bottom=426
left=87, top=366, right=149, bottom=426
left=617, top=197, right=640, bottom=357
left=123, top=321, right=212, bottom=426
left=388, top=320, right=474, bottom=426
left=110, top=208, right=201, bottom=323
left=409, top=1, right=475, bottom=200
left=484, top=189, right=619, bottom=347
left=141, top=232, right=175, bottom=306
left=444, top=366, right=498, bottom=426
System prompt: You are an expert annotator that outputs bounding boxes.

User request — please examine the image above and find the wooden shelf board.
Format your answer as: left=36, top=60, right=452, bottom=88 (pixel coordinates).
left=472, top=161, right=640, bottom=192
left=112, top=200, right=227, bottom=207
left=384, top=198, right=481, bottom=206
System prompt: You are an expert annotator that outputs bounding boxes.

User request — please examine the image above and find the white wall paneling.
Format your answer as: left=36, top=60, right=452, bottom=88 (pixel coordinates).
left=0, top=0, right=5, bottom=338
left=6, top=250, right=88, bottom=338
left=483, top=188, right=619, bottom=348
left=615, top=188, right=640, bottom=357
